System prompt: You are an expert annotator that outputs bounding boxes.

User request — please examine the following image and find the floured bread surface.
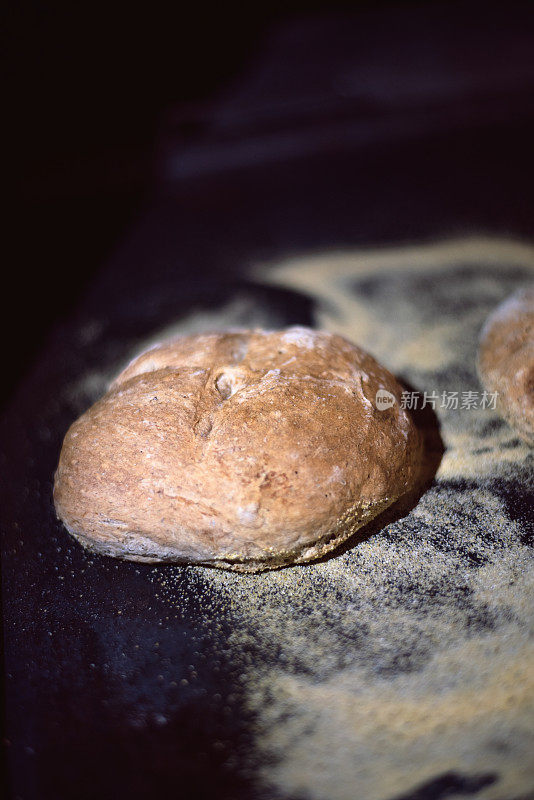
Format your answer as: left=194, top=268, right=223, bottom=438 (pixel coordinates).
left=478, top=287, right=534, bottom=446
left=54, top=327, right=421, bottom=571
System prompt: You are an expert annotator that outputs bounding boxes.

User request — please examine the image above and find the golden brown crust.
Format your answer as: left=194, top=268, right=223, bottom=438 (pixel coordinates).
left=54, top=327, right=422, bottom=570
left=477, top=287, right=534, bottom=446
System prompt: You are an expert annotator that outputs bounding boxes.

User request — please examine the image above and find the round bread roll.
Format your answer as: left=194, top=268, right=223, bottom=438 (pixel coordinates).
left=477, top=287, right=534, bottom=446
left=54, top=327, right=421, bottom=571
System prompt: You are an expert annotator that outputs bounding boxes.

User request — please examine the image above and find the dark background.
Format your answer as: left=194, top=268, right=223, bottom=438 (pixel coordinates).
left=6, top=0, right=374, bottom=403
left=8, top=0, right=534, bottom=407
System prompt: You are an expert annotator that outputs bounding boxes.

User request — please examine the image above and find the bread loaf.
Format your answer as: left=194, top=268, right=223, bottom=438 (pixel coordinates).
left=54, top=327, right=422, bottom=571
left=478, top=287, right=534, bottom=446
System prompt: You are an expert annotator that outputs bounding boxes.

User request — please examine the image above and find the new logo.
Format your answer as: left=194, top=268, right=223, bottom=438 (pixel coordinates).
left=375, top=389, right=396, bottom=410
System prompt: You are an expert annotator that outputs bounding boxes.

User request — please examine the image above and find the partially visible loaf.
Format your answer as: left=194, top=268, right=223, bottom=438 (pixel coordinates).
left=54, top=327, right=422, bottom=571
left=478, top=287, right=534, bottom=446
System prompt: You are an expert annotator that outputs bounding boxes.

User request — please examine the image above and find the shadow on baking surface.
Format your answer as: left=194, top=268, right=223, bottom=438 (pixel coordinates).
left=391, top=771, right=498, bottom=800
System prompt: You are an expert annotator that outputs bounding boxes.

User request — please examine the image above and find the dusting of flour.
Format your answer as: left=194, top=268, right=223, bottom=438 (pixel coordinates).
left=146, top=236, right=534, bottom=800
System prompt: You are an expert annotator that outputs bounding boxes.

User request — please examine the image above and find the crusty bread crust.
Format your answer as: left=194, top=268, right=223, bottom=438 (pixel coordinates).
left=54, top=327, right=422, bottom=571
left=477, top=288, right=534, bottom=446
